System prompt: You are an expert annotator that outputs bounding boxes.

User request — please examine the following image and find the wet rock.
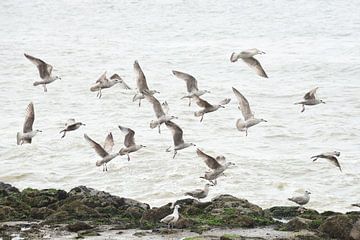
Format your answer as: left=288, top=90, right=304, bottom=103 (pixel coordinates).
left=0, top=182, right=20, bottom=197
left=140, top=203, right=172, bottom=229
left=281, top=217, right=310, bottom=231
left=319, top=214, right=353, bottom=239
left=266, top=206, right=320, bottom=220
left=21, top=188, right=68, bottom=208
left=350, top=219, right=360, bottom=240
left=66, top=221, right=93, bottom=232
left=30, top=207, right=55, bottom=219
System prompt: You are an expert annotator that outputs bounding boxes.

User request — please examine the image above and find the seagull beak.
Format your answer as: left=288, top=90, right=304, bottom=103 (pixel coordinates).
left=261, top=51, right=266, bottom=54
left=220, top=106, right=225, bottom=108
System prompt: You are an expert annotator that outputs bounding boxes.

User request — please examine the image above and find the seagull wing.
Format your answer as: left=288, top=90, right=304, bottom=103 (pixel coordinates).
left=103, top=132, right=114, bottom=153
left=288, top=196, right=307, bottom=205
left=134, top=60, right=149, bottom=92
left=165, top=121, right=184, bottom=146
left=162, top=101, right=169, bottom=114
left=110, top=74, right=131, bottom=89
left=196, top=149, right=222, bottom=169
left=218, top=98, right=231, bottom=106
left=242, top=57, right=268, bottom=78
left=23, top=102, right=35, bottom=133
left=232, top=87, right=254, bottom=120
left=65, top=118, right=76, bottom=127
left=24, top=53, right=52, bottom=79
left=160, top=214, right=174, bottom=224
left=144, top=93, right=165, bottom=118
left=172, top=70, right=198, bottom=93
left=230, top=52, right=240, bottom=62
left=192, top=95, right=212, bottom=109
left=96, top=72, right=108, bottom=84
left=304, top=87, right=318, bottom=100
left=119, top=125, right=136, bottom=147
left=84, top=134, right=108, bottom=158
left=327, top=156, right=342, bottom=172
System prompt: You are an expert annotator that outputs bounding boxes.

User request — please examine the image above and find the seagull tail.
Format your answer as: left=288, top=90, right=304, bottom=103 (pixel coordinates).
left=150, top=121, right=158, bottom=129
left=194, top=111, right=202, bottom=117
left=16, top=132, right=21, bottom=145
left=90, top=85, right=101, bottom=92
left=33, top=81, right=41, bottom=86
left=119, top=148, right=126, bottom=156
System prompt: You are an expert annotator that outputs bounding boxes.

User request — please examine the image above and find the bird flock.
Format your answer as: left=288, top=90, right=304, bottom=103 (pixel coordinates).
left=17, top=50, right=358, bottom=228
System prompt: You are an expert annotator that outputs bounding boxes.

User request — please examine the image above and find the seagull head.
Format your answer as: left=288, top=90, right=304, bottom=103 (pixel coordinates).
left=254, top=48, right=266, bottom=54
left=261, top=118, right=267, bottom=122
left=140, top=144, right=146, bottom=148
left=36, top=129, right=42, bottom=133
left=80, top=122, right=86, bottom=126
left=55, top=76, right=61, bottom=80
left=320, top=100, right=326, bottom=104
left=305, top=190, right=311, bottom=195
left=205, top=183, right=213, bottom=188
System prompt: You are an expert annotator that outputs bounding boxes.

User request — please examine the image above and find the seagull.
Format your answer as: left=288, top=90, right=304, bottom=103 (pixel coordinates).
left=144, top=93, right=177, bottom=134
left=294, top=87, right=325, bottom=112
left=185, top=183, right=213, bottom=201
left=311, top=151, right=342, bottom=172
left=132, top=60, right=159, bottom=107
left=197, top=148, right=235, bottom=185
left=24, top=53, right=61, bottom=92
left=110, top=73, right=131, bottom=90
left=84, top=133, right=117, bottom=171
left=288, top=191, right=311, bottom=210
left=59, top=119, right=85, bottom=138
left=17, top=102, right=42, bottom=145
left=160, top=205, right=181, bottom=229
left=172, top=70, right=210, bottom=106
left=165, top=121, right=196, bottom=159
left=352, top=203, right=360, bottom=208
left=118, top=125, right=146, bottom=161
left=192, top=95, right=231, bottom=122
left=90, top=72, right=127, bottom=98
left=230, top=49, right=268, bottom=78
left=232, top=87, right=267, bottom=136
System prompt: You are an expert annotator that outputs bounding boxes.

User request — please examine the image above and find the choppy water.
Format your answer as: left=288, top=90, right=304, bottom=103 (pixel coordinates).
left=0, top=0, right=360, bottom=213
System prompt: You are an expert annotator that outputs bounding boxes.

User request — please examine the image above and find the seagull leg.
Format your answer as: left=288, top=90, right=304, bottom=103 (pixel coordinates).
left=99, top=89, right=102, bottom=99
left=138, top=99, right=141, bottom=107
left=301, top=105, right=305, bottom=112
left=245, top=129, right=248, bottom=136
left=188, top=98, right=191, bottom=106
left=127, top=154, right=130, bottom=161
left=165, top=146, right=172, bottom=152
left=43, top=84, right=47, bottom=92
left=158, top=125, right=161, bottom=134
left=200, top=114, right=204, bottom=122
left=103, top=165, right=105, bottom=172
left=97, top=90, right=100, bottom=97
left=173, top=150, right=177, bottom=159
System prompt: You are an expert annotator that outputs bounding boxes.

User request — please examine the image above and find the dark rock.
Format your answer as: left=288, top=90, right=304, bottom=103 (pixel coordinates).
left=350, top=219, right=360, bottom=240
left=21, top=188, right=68, bottom=208
left=0, top=182, right=20, bottom=197
left=266, top=206, right=320, bottom=220
left=66, top=221, right=93, bottom=232
left=30, top=207, right=55, bottom=219
left=140, top=203, right=172, bottom=229
left=282, top=217, right=309, bottom=231
left=45, top=210, right=71, bottom=223
left=319, top=214, right=353, bottom=239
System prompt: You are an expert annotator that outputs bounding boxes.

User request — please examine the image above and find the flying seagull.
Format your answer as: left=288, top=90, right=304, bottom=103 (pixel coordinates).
left=295, top=87, right=325, bottom=112
left=118, top=125, right=146, bottom=161
left=232, top=87, right=267, bottom=136
left=197, top=148, right=235, bottom=185
left=144, top=93, right=177, bottom=134
left=160, top=205, right=181, bottom=229
left=17, top=102, right=41, bottom=145
left=24, top=53, right=61, bottom=92
left=352, top=203, right=360, bottom=208
left=172, top=70, right=210, bottom=106
left=165, top=121, right=196, bottom=159
left=192, top=95, right=230, bottom=122
left=84, top=133, right=117, bottom=171
left=230, top=48, right=268, bottom=78
left=311, top=151, right=342, bottom=172
left=132, top=60, right=159, bottom=107
left=90, top=72, right=128, bottom=98
left=185, top=183, right=213, bottom=201
left=288, top=191, right=311, bottom=211
left=59, top=119, right=85, bottom=138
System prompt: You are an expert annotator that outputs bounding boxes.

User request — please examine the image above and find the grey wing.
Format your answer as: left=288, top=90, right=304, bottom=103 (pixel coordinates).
left=119, top=80, right=131, bottom=90
left=172, top=70, right=198, bottom=93
left=196, top=149, right=222, bottom=169
left=289, top=196, right=305, bottom=204
left=162, top=101, right=169, bottom=114
left=192, top=95, right=212, bottom=109
left=327, top=156, right=342, bottom=171
left=304, top=87, right=318, bottom=100
left=84, top=134, right=108, bottom=158
left=23, top=102, right=35, bottom=133
left=24, top=53, right=52, bottom=78
left=96, top=72, right=108, bottom=84
left=230, top=52, right=240, bottom=62
left=232, top=87, right=254, bottom=120
left=144, top=94, right=165, bottom=118
left=242, top=57, right=268, bottom=78
left=218, top=98, right=231, bottom=106
left=134, top=60, right=149, bottom=92
left=103, top=132, right=114, bottom=153
left=165, top=121, right=184, bottom=146
left=161, top=214, right=174, bottom=224
left=119, top=125, right=135, bottom=147
left=110, top=74, right=131, bottom=89
left=65, top=118, right=76, bottom=126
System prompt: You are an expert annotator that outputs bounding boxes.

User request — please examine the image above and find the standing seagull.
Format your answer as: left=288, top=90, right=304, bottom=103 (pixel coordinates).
left=185, top=183, right=213, bottom=201
left=144, top=93, right=177, bottom=134
left=172, top=70, right=210, bottom=106
left=311, top=151, right=342, bottom=172
left=24, top=53, right=61, bottom=92
left=192, top=96, right=231, bottom=122
left=118, top=125, right=146, bottom=161
left=288, top=191, right=311, bottom=210
left=90, top=72, right=126, bottom=98
left=84, top=133, right=117, bottom=171
left=230, top=49, right=268, bottom=78
left=132, top=60, right=159, bottom=107
left=17, top=102, right=42, bottom=145
left=160, top=205, right=181, bottom=229
left=295, top=87, right=325, bottom=112
left=232, top=87, right=267, bottom=136
left=59, top=119, right=85, bottom=138
left=197, top=148, right=235, bottom=185
left=165, top=121, right=196, bottom=159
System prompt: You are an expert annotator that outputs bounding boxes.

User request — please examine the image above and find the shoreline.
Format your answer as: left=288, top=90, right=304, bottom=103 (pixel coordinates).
left=1, top=182, right=359, bottom=239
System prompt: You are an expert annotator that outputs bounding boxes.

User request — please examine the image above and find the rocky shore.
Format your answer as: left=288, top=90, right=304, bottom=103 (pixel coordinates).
left=0, top=182, right=359, bottom=239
